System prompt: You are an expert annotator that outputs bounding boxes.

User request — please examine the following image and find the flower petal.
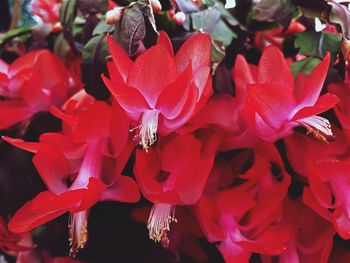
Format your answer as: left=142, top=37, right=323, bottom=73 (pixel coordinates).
left=127, top=45, right=178, bottom=107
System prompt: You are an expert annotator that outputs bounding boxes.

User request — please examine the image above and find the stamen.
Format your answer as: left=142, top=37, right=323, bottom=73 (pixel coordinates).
left=69, top=210, right=89, bottom=257
left=147, top=204, right=177, bottom=245
left=138, top=110, right=160, bottom=150
left=297, top=115, right=333, bottom=141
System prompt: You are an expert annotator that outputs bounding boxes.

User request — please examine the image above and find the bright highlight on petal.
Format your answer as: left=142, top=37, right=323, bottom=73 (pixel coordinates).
left=147, top=204, right=177, bottom=246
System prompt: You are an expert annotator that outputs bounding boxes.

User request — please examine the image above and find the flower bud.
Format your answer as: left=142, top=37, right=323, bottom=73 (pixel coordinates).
left=151, top=0, right=162, bottom=14
left=173, top=12, right=186, bottom=26
left=105, top=7, right=124, bottom=25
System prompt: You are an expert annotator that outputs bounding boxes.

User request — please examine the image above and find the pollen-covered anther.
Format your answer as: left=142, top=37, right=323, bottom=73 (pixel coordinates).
left=147, top=204, right=177, bottom=244
left=139, top=110, right=160, bottom=150
left=69, top=210, right=89, bottom=257
left=297, top=115, right=333, bottom=141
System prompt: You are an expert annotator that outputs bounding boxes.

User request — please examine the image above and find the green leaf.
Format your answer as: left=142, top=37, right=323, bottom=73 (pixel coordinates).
left=112, top=5, right=146, bottom=55
left=60, top=0, right=77, bottom=32
left=0, top=26, right=32, bottom=46
left=81, top=34, right=110, bottom=99
left=252, top=0, right=297, bottom=28
left=191, top=7, right=236, bottom=47
left=294, top=31, right=341, bottom=60
left=92, top=20, right=115, bottom=36
left=290, top=57, right=321, bottom=77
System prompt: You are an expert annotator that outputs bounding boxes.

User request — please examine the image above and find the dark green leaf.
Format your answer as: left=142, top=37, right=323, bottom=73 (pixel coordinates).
left=93, top=20, right=115, bottom=36
left=290, top=57, right=321, bottom=77
left=252, top=0, right=297, bottom=28
left=294, top=31, right=341, bottom=60
left=112, top=5, right=146, bottom=55
left=81, top=34, right=110, bottom=99
left=0, top=26, right=32, bottom=46
left=59, top=0, right=77, bottom=32
left=191, top=7, right=236, bottom=47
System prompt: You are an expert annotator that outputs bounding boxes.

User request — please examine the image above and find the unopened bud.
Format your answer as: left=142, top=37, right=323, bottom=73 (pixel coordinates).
left=151, top=0, right=162, bottom=14
left=105, top=7, right=124, bottom=25
left=173, top=12, right=186, bottom=26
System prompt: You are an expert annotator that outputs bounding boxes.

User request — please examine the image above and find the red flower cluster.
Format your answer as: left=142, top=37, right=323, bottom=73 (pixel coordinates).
left=1, top=28, right=349, bottom=263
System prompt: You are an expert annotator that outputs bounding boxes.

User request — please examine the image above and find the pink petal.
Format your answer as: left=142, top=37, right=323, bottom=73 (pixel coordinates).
left=155, top=63, right=192, bottom=119
left=127, top=45, right=178, bottom=107
left=175, top=33, right=211, bottom=73
left=248, top=83, right=296, bottom=129
left=258, top=46, right=294, bottom=93
left=157, top=31, right=174, bottom=57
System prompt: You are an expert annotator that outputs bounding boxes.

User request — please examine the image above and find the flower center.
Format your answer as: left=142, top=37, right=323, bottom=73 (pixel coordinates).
left=147, top=204, right=177, bottom=247
left=139, top=110, right=160, bottom=150
left=296, top=115, right=333, bottom=141
left=69, top=210, right=89, bottom=257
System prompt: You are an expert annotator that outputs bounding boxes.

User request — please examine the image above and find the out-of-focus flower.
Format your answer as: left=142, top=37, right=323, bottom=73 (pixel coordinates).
left=4, top=93, right=140, bottom=256
left=254, top=21, right=305, bottom=51
left=31, top=0, right=62, bottom=24
left=197, top=144, right=291, bottom=262
left=102, top=31, right=212, bottom=149
left=134, top=134, right=214, bottom=245
left=233, top=46, right=339, bottom=142
left=0, top=50, right=78, bottom=130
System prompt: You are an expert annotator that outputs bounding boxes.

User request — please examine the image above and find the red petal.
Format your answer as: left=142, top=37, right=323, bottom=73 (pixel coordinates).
left=175, top=33, right=211, bottom=73
left=106, top=34, right=133, bottom=81
left=160, top=84, right=199, bottom=133
left=101, top=175, right=140, bottom=203
left=297, top=53, right=330, bottom=107
left=127, top=45, right=178, bottom=107
left=232, top=55, right=257, bottom=101
left=101, top=74, right=151, bottom=117
left=292, top=93, right=339, bottom=120
left=258, top=46, right=294, bottom=93
left=2, top=136, right=40, bottom=153
left=8, top=191, right=73, bottom=233
left=157, top=31, right=174, bottom=57
left=73, top=101, right=111, bottom=142
left=0, top=101, right=35, bottom=129
left=33, top=144, right=70, bottom=194
left=248, top=83, right=296, bottom=129
left=156, top=63, right=192, bottom=119
left=133, top=148, right=162, bottom=201
left=109, top=103, right=130, bottom=157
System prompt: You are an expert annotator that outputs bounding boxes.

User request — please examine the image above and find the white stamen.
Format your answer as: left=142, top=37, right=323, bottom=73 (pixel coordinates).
left=139, top=110, right=160, bottom=150
left=147, top=204, right=177, bottom=244
left=297, top=115, right=333, bottom=141
left=69, top=210, right=89, bottom=257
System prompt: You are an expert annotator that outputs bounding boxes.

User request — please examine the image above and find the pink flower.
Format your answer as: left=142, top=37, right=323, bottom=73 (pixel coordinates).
left=233, top=46, right=339, bottom=142
left=102, top=31, right=212, bottom=149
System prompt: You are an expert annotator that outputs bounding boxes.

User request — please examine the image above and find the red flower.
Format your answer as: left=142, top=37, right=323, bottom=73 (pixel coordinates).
left=261, top=198, right=334, bottom=263
left=4, top=94, right=140, bottom=256
left=254, top=21, right=305, bottom=51
left=31, top=0, right=62, bottom=24
left=133, top=134, right=214, bottom=245
left=233, top=46, right=339, bottom=142
left=102, top=31, right=212, bottom=149
left=0, top=50, right=76, bottom=130
left=196, top=144, right=291, bottom=262
left=328, top=78, right=350, bottom=138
